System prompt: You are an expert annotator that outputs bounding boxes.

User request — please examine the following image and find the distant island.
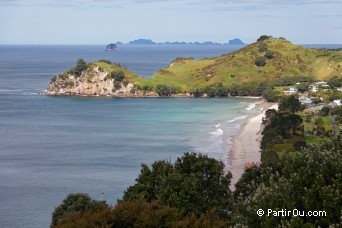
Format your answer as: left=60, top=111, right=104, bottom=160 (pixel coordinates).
left=105, top=43, right=117, bottom=51
left=228, top=38, right=245, bottom=45
left=111, top=38, right=246, bottom=46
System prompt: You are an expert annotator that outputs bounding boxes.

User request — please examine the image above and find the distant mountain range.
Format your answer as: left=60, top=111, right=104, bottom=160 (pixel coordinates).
left=111, top=38, right=246, bottom=46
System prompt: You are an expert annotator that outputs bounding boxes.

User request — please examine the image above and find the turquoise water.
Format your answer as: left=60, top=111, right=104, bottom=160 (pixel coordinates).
left=0, top=45, right=258, bottom=227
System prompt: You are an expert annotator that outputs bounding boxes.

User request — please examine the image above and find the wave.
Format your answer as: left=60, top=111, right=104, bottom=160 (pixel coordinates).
left=210, top=128, right=223, bottom=135
left=227, top=115, right=248, bottom=123
left=214, top=123, right=221, bottom=128
left=0, top=89, right=45, bottom=95
left=246, top=103, right=256, bottom=110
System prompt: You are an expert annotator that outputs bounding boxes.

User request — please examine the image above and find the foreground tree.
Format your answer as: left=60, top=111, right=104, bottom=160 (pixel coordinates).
left=233, top=138, right=342, bottom=227
left=51, top=193, right=107, bottom=227
left=123, top=152, right=233, bottom=219
left=279, top=95, right=303, bottom=114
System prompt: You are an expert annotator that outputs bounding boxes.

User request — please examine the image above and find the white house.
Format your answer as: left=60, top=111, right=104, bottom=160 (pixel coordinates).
left=283, top=87, right=298, bottom=95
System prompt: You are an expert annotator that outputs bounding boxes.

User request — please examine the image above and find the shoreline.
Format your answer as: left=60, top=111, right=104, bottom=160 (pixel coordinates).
left=228, top=101, right=278, bottom=190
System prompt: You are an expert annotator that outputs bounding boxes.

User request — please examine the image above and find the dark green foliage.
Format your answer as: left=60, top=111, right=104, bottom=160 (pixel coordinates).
left=264, top=50, right=276, bottom=59
left=328, top=76, right=342, bottom=88
left=330, top=106, right=342, bottom=116
left=279, top=95, right=302, bottom=114
left=204, top=83, right=229, bottom=97
left=293, top=140, right=307, bottom=151
left=54, top=199, right=229, bottom=228
left=113, top=81, right=121, bottom=90
left=155, top=84, right=178, bottom=96
left=123, top=152, right=233, bottom=218
left=328, top=91, right=342, bottom=101
left=229, top=82, right=273, bottom=97
left=257, top=35, right=272, bottom=42
left=320, top=107, right=331, bottom=116
left=233, top=138, right=342, bottom=227
left=71, top=59, right=87, bottom=77
left=191, top=88, right=205, bottom=97
left=111, top=70, right=125, bottom=82
left=255, top=56, right=267, bottom=67
left=263, top=88, right=279, bottom=102
left=51, top=193, right=107, bottom=227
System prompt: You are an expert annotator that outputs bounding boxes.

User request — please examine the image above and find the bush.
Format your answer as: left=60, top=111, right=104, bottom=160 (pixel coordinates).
left=255, top=56, right=267, bottom=67
left=155, top=84, right=178, bottom=96
left=264, top=50, right=275, bottom=59
left=111, top=70, right=125, bottom=82
left=257, top=35, right=272, bottom=42
left=293, top=140, right=307, bottom=151
left=51, top=193, right=107, bottom=226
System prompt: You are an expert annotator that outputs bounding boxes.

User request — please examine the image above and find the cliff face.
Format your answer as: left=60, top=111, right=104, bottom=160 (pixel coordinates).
left=46, top=65, right=158, bottom=97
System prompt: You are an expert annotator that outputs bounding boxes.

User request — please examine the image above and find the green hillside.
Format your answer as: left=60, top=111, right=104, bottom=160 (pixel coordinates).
left=144, top=38, right=342, bottom=90
left=49, top=37, right=342, bottom=97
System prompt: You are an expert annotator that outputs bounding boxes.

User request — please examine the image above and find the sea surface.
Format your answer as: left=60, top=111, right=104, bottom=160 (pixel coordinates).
left=0, top=44, right=339, bottom=227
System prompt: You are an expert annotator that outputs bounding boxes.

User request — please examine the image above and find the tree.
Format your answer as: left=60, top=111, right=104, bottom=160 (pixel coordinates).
left=255, top=56, right=267, bottom=67
left=155, top=84, right=178, bottom=96
left=51, top=193, right=107, bottom=226
left=123, top=152, right=233, bottom=219
left=320, top=107, right=331, bottom=116
left=287, top=113, right=303, bottom=134
left=72, top=58, right=87, bottom=77
left=279, top=95, right=302, bottom=114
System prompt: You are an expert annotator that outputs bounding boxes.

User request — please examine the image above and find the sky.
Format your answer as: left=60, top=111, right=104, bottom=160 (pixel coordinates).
left=0, top=0, right=341, bottom=44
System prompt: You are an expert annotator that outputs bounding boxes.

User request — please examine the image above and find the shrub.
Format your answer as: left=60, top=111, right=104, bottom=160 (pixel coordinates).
left=113, top=81, right=121, bottom=90
left=255, top=56, right=267, bottom=67
left=257, top=35, right=272, bottom=42
left=111, top=70, right=125, bottom=82
left=293, top=140, right=307, bottom=151
left=264, top=50, right=276, bottom=59
left=155, top=84, right=178, bottom=96
left=51, top=193, right=107, bottom=226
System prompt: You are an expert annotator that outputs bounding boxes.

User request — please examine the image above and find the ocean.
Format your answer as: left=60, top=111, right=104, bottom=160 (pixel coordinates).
left=0, top=44, right=337, bottom=227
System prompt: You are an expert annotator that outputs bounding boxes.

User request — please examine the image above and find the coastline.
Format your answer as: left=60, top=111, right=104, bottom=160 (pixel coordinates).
left=228, top=101, right=278, bottom=190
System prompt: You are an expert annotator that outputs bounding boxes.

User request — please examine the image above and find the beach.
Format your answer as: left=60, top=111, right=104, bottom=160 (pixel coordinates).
left=229, top=101, right=278, bottom=189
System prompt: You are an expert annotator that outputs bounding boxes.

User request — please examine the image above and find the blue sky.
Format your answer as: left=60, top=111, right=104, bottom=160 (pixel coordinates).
left=1, top=0, right=341, bottom=44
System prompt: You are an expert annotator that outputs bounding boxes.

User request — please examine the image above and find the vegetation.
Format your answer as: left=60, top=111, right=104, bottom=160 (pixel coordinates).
left=50, top=37, right=342, bottom=97
left=69, top=58, right=87, bottom=77
left=51, top=193, right=107, bottom=227
left=255, top=56, right=267, bottom=67
left=52, top=96, right=342, bottom=226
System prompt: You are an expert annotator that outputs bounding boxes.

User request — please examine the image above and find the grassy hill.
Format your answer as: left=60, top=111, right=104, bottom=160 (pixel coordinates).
left=49, top=37, right=342, bottom=96
left=146, top=38, right=341, bottom=89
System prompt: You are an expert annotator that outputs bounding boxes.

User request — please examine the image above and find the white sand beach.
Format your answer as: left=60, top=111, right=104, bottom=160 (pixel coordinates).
left=229, top=102, right=278, bottom=190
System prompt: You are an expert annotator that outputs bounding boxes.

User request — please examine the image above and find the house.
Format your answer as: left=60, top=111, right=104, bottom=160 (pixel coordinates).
left=309, top=85, right=318, bottom=92
left=329, top=99, right=341, bottom=107
left=283, top=87, right=298, bottom=95
left=316, top=81, right=328, bottom=86
left=337, top=87, right=342, bottom=93
left=300, top=98, right=313, bottom=105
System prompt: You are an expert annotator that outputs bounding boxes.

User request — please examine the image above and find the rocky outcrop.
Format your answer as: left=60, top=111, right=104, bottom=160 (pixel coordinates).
left=46, top=65, right=157, bottom=97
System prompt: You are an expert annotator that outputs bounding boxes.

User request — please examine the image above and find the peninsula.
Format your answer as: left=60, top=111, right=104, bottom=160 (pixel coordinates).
left=47, top=36, right=342, bottom=97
